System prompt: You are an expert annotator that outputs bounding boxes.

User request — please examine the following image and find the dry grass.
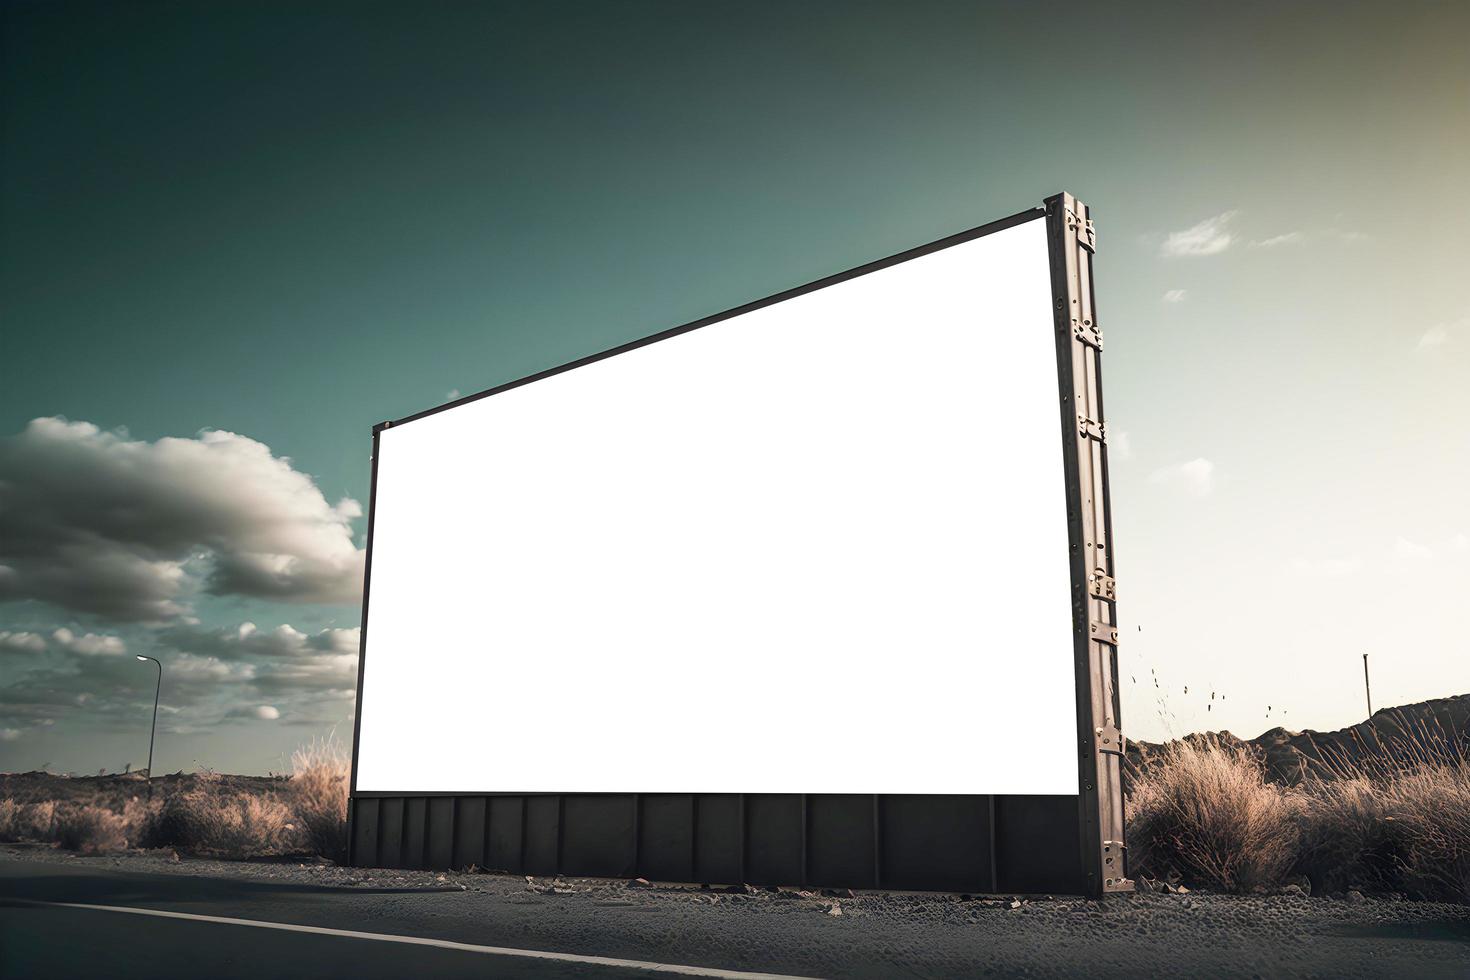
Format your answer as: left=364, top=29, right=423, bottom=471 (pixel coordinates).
left=1127, top=729, right=1470, bottom=902
left=1296, top=776, right=1393, bottom=894
left=5, top=732, right=1465, bottom=903
left=0, top=799, right=57, bottom=842
left=1311, top=713, right=1467, bottom=784
left=0, top=739, right=353, bottom=862
left=289, top=738, right=350, bottom=863
left=138, top=772, right=298, bottom=856
left=1127, top=736, right=1303, bottom=892
left=1378, top=762, right=1470, bottom=902
left=3, top=798, right=135, bottom=854
left=53, top=804, right=130, bottom=853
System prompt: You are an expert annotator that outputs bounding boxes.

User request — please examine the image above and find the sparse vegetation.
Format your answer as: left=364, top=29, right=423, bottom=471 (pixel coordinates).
left=1126, top=719, right=1470, bottom=903
left=53, top=804, right=130, bottom=853
left=1375, top=762, right=1470, bottom=902
left=2, top=723, right=1466, bottom=905
left=0, top=738, right=351, bottom=862
left=138, top=773, right=298, bottom=856
left=288, top=738, right=350, bottom=863
left=1126, top=736, right=1302, bottom=892
left=0, top=798, right=56, bottom=842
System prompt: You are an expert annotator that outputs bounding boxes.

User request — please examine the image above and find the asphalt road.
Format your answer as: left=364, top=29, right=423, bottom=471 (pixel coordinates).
left=2, top=854, right=1469, bottom=978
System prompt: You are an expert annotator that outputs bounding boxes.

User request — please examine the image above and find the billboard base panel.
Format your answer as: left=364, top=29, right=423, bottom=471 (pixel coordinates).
left=350, top=792, right=1084, bottom=895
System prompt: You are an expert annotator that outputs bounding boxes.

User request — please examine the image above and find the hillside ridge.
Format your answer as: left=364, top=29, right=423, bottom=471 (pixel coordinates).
left=1128, top=692, right=1470, bottom=784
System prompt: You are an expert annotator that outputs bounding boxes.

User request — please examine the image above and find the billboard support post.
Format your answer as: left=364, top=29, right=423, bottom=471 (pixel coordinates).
left=346, top=424, right=384, bottom=868
left=1045, top=192, right=1131, bottom=896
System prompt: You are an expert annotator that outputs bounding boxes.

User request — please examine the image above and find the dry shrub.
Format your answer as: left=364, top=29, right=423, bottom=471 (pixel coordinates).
left=1295, top=722, right=1469, bottom=901
left=0, top=799, right=56, bottom=842
left=140, top=775, right=296, bottom=857
left=120, top=795, right=160, bottom=838
left=290, top=738, right=349, bottom=862
left=1379, top=762, right=1470, bottom=902
left=1127, top=737, right=1302, bottom=892
left=1128, top=722, right=1470, bottom=903
left=1297, top=777, right=1394, bottom=894
left=53, top=804, right=129, bottom=853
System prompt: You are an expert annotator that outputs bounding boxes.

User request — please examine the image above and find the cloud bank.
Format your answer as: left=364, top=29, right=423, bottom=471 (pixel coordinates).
left=0, top=622, right=359, bottom=739
left=52, top=628, right=126, bottom=656
left=0, top=631, right=48, bottom=654
left=0, top=418, right=365, bottom=621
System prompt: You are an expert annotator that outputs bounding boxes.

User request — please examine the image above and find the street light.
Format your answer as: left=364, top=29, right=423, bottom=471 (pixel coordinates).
left=135, top=655, right=162, bottom=798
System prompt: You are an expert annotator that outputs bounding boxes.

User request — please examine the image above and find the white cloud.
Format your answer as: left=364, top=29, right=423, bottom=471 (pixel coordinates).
left=1394, top=536, right=1432, bottom=561
left=157, top=622, right=361, bottom=698
left=249, top=653, right=359, bottom=696
left=1251, top=232, right=1302, bottom=249
left=1149, top=458, right=1214, bottom=497
left=1161, top=211, right=1237, bottom=257
left=1289, top=556, right=1364, bottom=577
left=1416, top=325, right=1450, bottom=351
left=238, top=705, right=281, bottom=720
left=0, top=630, right=47, bottom=653
left=0, top=728, right=19, bottom=742
left=160, top=622, right=359, bottom=661
left=166, top=653, right=256, bottom=686
left=1451, top=532, right=1469, bottom=552
left=52, top=628, right=126, bottom=656
left=0, top=418, right=365, bottom=621
left=1161, top=289, right=1187, bottom=304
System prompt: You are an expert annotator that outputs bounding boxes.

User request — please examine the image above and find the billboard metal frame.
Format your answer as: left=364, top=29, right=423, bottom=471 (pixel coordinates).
left=347, top=192, right=1130, bottom=896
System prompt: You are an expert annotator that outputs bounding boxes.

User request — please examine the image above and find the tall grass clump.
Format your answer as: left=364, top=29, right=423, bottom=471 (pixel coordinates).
left=53, top=804, right=129, bottom=853
left=1377, top=761, right=1470, bottom=902
left=1296, top=776, right=1393, bottom=894
left=290, top=738, right=350, bottom=862
left=0, top=799, right=56, bottom=842
left=1295, top=764, right=1470, bottom=901
left=139, top=773, right=297, bottom=857
left=1127, top=737, right=1303, bottom=892
left=1127, top=714, right=1470, bottom=903
left=1296, top=717, right=1470, bottom=901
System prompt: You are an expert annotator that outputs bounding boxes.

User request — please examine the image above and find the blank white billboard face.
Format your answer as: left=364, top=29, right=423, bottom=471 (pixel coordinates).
left=355, top=216, right=1078, bottom=794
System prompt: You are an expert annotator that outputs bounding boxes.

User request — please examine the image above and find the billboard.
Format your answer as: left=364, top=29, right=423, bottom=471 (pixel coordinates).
left=349, top=194, right=1126, bottom=895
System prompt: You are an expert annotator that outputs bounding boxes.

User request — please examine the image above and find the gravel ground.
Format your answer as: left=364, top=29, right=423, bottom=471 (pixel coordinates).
left=5, top=845, right=1469, bottom=978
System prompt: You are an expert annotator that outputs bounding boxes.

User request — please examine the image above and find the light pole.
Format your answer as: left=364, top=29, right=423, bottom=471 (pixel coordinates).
left=135, top=656, right=162, bottom=798
left=1362, top=653, right=1373, bottom=719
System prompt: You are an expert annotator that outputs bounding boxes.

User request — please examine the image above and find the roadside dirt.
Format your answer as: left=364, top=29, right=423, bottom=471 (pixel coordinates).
left=6, top=844, right=1469, bottom=978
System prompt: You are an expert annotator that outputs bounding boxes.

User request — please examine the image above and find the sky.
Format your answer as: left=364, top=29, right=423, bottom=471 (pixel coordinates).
left=2, top=0, right=1467, bottom=774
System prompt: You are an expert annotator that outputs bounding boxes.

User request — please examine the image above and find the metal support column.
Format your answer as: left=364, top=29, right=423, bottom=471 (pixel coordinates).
left=1046, top=192, right=1131, bottom=896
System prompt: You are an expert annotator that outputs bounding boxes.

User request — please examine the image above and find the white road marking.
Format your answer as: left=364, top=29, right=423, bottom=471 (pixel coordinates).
left=13, top=898, right=823, bottom=979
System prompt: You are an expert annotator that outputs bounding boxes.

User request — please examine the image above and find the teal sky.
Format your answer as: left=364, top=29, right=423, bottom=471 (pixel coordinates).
left=2, top=0, right=1467, bottom=774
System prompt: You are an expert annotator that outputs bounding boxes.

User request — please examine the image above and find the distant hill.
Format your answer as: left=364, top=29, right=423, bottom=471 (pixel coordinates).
left=1127, top=693, right=1470, bottom=785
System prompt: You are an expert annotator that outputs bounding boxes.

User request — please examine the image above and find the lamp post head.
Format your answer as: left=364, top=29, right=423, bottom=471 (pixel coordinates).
left=136, top=655, right=148, bottom=662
